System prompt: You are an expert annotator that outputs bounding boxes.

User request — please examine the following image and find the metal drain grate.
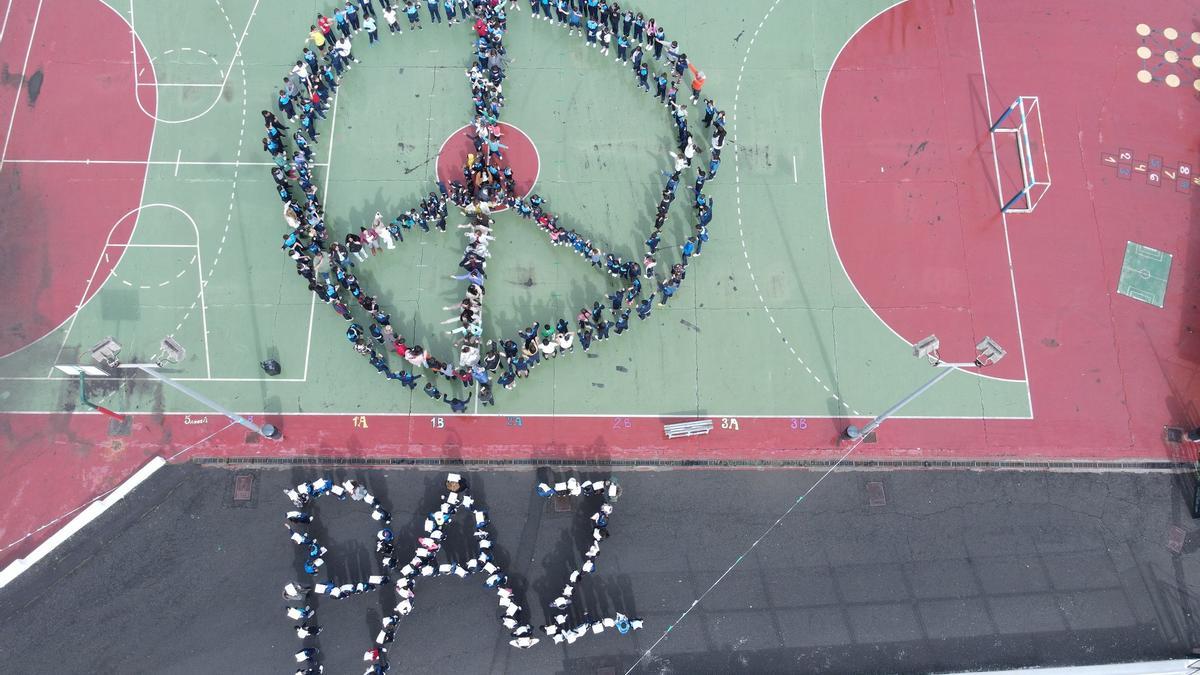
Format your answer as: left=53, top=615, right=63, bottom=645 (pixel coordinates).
left=867, top=481, right=886, bottom=507
left=1164, top=426, right=1186, bottom=443
left=233, top=474, right=254, bottom=501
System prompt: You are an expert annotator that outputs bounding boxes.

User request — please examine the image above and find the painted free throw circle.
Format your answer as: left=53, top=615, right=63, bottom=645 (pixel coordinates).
left=436, top=122, right=540, bottom=211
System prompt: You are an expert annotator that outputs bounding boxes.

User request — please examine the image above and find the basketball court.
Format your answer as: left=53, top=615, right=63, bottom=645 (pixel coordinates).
left=1, top=0, right=1199, bottom=563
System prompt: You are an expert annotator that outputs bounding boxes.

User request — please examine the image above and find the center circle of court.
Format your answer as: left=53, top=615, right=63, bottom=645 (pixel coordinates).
left=435, top=123, right=539, bottom=212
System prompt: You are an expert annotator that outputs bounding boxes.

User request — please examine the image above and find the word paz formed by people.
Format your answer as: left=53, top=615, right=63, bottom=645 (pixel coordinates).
left=282, top=473, right=640, bottom=672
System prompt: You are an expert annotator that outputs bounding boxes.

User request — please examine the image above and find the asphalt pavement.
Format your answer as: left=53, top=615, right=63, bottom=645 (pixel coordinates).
left=1, top=465, right=1199, bottom=674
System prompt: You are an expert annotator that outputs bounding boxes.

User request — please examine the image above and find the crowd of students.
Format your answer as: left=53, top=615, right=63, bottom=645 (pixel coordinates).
left=267, top=0, right=723, bottom=414
left=283, top=473, right=539, bottom=674
left=284, top=477, right=394, bottom=673
left=534, top=477, right=643, bottom=642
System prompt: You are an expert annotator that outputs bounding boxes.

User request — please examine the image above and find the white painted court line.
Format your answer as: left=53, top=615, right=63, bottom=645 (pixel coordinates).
left=194, top=239, right=212, bottom=379
left=107, top=243, right=196, bottom=248
left=731, top=0, right=862, bottom=416
left=46, top=204, right=196, bottom=378
left=0, top=0, right=42, bottom=173
left=137, top=82, right=225, bottom=88
left=128, top=0, right=260, bottom=124
left=303, top=81, right=343, bottom=383
left=971, top=0, right=1033, bottom=407
left=1, top=158, right=325, bottom=167
left=173, top=149, right=181, bottom=176
left=0, top=406, right=1035, bottom=420
left=792, top=154, right=797, bottom=183
left=0, top=0, right=14, bottom=47
left=812, top=0, right=1026, bottom=393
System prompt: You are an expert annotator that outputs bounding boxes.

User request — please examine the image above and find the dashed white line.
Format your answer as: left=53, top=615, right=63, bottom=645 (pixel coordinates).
left=730, top=0, right=861, bottom=417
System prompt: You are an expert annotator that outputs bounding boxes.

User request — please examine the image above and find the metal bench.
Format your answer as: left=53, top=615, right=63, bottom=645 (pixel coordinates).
left=663, top=419, right=714, bottom=439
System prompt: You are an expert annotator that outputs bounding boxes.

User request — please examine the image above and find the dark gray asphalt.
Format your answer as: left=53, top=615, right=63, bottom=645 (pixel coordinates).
left=1, top=466, right=1199, bottom=674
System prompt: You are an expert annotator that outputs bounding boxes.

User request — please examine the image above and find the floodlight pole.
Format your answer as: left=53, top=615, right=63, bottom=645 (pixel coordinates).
left=129, top=365, right=281, bottom=440
left=845, top=335, right=1005, bottom=440
left=844, top=364, right=960, bottom=440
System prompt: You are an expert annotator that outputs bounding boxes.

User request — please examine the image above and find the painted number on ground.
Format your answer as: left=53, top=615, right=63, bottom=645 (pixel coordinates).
left=352, top=415, right=369, bottom=429
left=790, top=418, right=808, bottom=430
left=430, top=417, right=445, bottom=429
left=612, top=417, right=632, bottom=429
left=506, top=416, right=523, bottom=427
left=721, top=417, right=739, bottom=430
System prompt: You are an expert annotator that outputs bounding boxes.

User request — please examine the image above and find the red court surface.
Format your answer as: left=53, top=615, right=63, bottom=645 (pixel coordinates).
left=0, top=0, right=155, bottom=358
left=4, top=0, right=1200, bottom=567
left=825, top=0, right=1200, bottom=457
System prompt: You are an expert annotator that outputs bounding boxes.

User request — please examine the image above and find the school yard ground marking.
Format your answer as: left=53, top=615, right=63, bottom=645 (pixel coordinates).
left=190, top=0, right=251, bottom=379
left=971, top=0, right=1033, bottom=405
left=0, top=4, right=161, bottom=364
left=627, top=4, right=1049, bottom=662
left=731, top=0, right=862, bottom=417
left=625, top=5, right=869, bottom=664
left=139, top=45, right=221, bottom=88
left=0, top=1, right=1042, bottom=418
left=45, top=203, right=212, bottom=379
left=1117, top=241, right=1172, bottom=308
left=126, top=0, right=259, bottom=125
left=31, top=0, right=253, bottom=380
left=1, top=158, right=327, bottom=167
left=103, top=241, right=198, bottom=289
left=0, top=0, right=42, bottom=172
left=301, top=64, right=346, bottom=384
left=0, top=0, right=16, bottom=47
left=0, top=407, right=1035, bottom=420
left=807, top=0, right=1031, bottom=394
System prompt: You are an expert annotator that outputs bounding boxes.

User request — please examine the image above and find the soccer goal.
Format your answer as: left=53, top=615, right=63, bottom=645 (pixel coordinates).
left=989, top=96, right=1051, bottom=214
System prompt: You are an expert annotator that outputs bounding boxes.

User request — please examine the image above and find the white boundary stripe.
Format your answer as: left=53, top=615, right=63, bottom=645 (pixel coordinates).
left=0, top=456, right=166, bottom=589
left=46, top=203, right=200, bottom=376
left=137, top=82, right=225, bottom=88
left=0, top=408, right=1035, bottom=420
left=971, top=0, right=1032, bottom=401
left=2, top=158, right=327, bottom=167
left=0, top=0, right=42, bottom=172
left=194, top=228, right=212, bottom=378
left=732, top=0, right=862, bottom=416
left=0, top=0, right=14, bottom=47
left=128, top=0, right=260, bottom=124
left=302, top=75, right=344, bottom=383
left=815, top=0, right=1026, bottom=388
left=107, top=243, right=196, bottom=248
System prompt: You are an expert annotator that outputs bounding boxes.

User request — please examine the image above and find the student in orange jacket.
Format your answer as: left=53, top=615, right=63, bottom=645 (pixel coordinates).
left=688, top=62, right=706, bottom=104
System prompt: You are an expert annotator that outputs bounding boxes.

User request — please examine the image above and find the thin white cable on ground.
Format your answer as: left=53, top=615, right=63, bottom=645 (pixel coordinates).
left=623, top=435, right=867, bottom=674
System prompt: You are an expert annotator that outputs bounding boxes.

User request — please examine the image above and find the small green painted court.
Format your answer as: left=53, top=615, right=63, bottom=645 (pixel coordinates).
left=1117, top=242, right=1173, bottom=308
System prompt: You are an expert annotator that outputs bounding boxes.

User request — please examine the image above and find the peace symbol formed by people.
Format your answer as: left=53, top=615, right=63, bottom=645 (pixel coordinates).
left=268, top=0, right=725, bottom=413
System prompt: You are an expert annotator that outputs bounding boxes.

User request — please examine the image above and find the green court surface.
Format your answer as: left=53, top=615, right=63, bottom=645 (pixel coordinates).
left=1117, top=241, right=1172, bottom=309
left=0, top=0, right=1031, bottom=419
